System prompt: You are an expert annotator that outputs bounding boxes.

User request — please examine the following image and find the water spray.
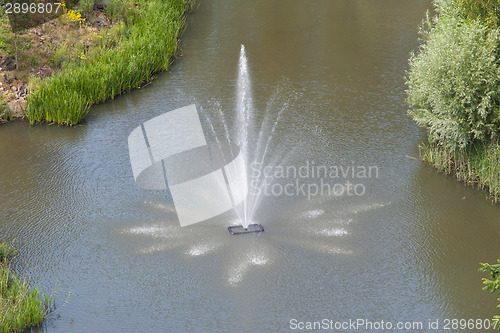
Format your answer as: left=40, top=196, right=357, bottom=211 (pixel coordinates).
left=227, top=44, right=264, bottom=235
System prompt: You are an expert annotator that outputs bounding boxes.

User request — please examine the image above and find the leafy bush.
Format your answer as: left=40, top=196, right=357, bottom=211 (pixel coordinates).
left=407, top=0, right=500, bottom=150
left=456, top=0, right=500, bottom=28
left=79, top=0, right=97, bottom=13
left=480, top=260, right=500, bottom=330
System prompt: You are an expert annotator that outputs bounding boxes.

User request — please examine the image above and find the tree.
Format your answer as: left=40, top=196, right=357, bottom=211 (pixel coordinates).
left=480, top=259, right=500, bottom=330
left=407, top=0, right=500, bottom=150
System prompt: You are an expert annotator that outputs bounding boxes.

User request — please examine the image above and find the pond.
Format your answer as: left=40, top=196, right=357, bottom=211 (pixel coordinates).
left=1, top=0, right=500, bottom=331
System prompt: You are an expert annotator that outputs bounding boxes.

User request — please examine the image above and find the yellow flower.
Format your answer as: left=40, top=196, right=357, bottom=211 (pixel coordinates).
left=66, top=10, right=85, bottom=25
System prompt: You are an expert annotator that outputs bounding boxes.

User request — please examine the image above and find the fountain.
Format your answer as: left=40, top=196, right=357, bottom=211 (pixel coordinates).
left=228, top=223, right=264, bottom=235
left=215, top=45, right=300, bottom=233
left=128, top=44, right=273, bottom=234
left=226, top=44, right=264, bottom=234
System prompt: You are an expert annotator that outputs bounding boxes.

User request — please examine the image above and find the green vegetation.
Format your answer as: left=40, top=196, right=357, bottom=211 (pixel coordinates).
left=456, top=0, right=500, bottom=28
left=26, top=0, right=195, bottom=125
left=407, top=0, right=500, bottom=201
left=407, top=1, right=500, bottom=151
left=409, top=2, right=500, bottom=323
left=480, top=260, right=500, bottom=330
left=0, top=94, right=12, bottom=123
left=0, top=242, right=54, bottom=333
left=419, top=141, right=500, bottom=202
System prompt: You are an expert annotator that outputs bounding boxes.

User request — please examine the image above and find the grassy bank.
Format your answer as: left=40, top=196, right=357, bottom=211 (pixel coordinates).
left=0, top=242, right=54, bottom=333
left=26, top=0, right=194, bottom=125
left=420, top=141, right=500, bottom=202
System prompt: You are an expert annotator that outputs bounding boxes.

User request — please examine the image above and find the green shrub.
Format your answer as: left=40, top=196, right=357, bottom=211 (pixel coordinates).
left=456, top=0, right=500, bottom=28
left=407, top=0, right=500, bottom=150
left=79, top=0, right=97, bottom=13
left=479, top=260, right=500, bottom=330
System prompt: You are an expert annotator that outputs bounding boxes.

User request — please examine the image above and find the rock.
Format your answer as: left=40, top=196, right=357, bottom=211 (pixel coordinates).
left=11, top=80, right=20, bottom=91
left=18, top=84, right=27, bottom=96
left=40, top=65, right=53, bottom=77
left=95, top=15, right=109, bottom=28
left=94, top=0, right=104, bottom=11
left=8, top=98, right=26, bottom=118
left=0, top=57, right=16, bottom=71
left=30, top=28, right=43, bottom=36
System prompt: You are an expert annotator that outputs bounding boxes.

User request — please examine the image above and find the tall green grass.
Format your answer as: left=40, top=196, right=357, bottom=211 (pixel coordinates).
left=26, top=0, right=195, bottom=125
left=0, top=242, right=54, bottom=333
left=420, top=141, right=500, bottom=202
left=0, top=94, right=12, bottom=123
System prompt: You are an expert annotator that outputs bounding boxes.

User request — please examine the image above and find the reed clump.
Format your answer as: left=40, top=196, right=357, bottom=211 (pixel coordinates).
left=26, top=0, right=195, bottom=125
left=0, top=242, right=54, bottom=333
left=420, top=141, right=500, bottom=202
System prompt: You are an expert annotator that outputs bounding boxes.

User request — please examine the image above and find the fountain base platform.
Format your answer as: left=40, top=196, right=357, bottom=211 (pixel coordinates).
left=228, top=224, right=264, bottom=235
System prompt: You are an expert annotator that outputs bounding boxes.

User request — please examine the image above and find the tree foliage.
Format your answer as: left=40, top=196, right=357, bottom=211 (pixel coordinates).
left=479, top=260, right=500, bottom=330
left=456, top=0, right=500, bottom=28
left=407, top=0, right=500, bottom=150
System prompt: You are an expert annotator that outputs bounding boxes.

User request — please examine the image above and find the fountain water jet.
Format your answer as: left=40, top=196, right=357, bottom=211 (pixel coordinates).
left=207, top=45, right=301, bottom=234
left=226, top=46, right=299, bottom=233
left=232, top=44, right=253, bottom=230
